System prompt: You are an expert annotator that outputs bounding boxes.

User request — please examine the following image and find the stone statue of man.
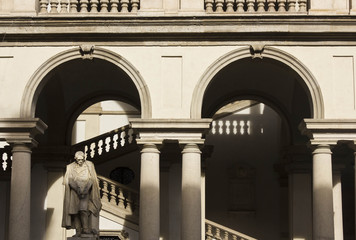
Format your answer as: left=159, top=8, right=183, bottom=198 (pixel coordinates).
left=62, top=151, right=102, bottom=238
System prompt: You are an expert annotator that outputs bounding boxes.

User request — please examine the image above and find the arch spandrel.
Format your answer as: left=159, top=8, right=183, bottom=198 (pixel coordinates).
left=191, top=46, right=324, bottom=120
left=20, top=46, right=152, bottom=119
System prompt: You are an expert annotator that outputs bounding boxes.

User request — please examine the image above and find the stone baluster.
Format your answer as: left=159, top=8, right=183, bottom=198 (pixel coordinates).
left=39, top=0, right=49, bottom=13
left=90, top=0, right=99, bottom=12
left=100, top=0, right=109, bottom=12
left=104, top=136, right=110, bottom=153
left=298, top=0, right=307, bottom=12
left=215, top=0, right=224, bottom=12
left=60, top=0, right=69, bottom=13
left=131, top=0, right=140, bottom=12
left=205, top=0, right=214, bottom=13
left=247, top=0, right=255, bottom=12
left=287, top=0, right=296, bottom=12
left=50, top=0, right=59, bottom=13
left=256, top=0, right=266, bottom=12
left=236, top=0, right=245, bottom=12
left=121, top=0, right=130, bottom=12
left=206, top=223, right=213, bottom=236
left=126, top=191, right=133, bottom=213
left=267, top=0, right=276, bottom=11
left=97, top=139, right=103, bottom=155
left=113, top=133, right=119, bottom=149
left=226, top=0, right=235, bottom=12
left=79, top=0, right=88, bottom=12
left=117, top=187, right=126, bottom=209
left=223, top=231, right=229, bottom=240
left=69, top=0, right=78, bottom=12
left=110, top=0, right=119, bottom=13
left=277, top=0, right=286, bottom=11
left=102, top=179, right=110, bottom=202
left=232, top=236, right=238, bottom=240
left=214, top=228, right=221, bottom=239
left=110, top=183, right=117, bottom=206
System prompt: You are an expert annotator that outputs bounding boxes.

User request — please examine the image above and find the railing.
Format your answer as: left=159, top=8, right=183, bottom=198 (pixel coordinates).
left=204, top=0, right=307, bottom=13
left=1, top=146, right=12, bottom=174
left=206, top=219, right=257, bottom=240
left=72, top=124, right=137, bottom=164
left=39, top=0, right=140, bottom=14
left=98, top=175, right=139, bottom=220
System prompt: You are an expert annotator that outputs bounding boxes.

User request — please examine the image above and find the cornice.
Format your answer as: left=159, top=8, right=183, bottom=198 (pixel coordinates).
left=1, top=16, right=356, bottom=44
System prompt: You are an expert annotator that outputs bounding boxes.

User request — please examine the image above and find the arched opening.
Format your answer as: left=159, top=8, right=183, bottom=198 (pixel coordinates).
left=203, top=53, right=314, bottom=239
left=30, top=52, right=143, bottom=239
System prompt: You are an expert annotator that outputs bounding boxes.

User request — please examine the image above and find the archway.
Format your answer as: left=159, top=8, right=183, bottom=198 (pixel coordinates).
left=201, top=47, right=317, bottom=239
left=21, top=46, right=152, bottom=119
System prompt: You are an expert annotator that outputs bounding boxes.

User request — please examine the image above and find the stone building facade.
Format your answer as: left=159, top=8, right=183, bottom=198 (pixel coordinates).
left=0, top=0, right=356, bottom=239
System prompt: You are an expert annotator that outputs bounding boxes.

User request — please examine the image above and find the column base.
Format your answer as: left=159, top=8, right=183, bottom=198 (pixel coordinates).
left=67, top=235, right=97, bottom=240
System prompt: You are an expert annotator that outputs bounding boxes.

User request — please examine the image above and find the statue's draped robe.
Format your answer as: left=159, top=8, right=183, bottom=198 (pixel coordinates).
left=62, top=160, right=102, bottom=234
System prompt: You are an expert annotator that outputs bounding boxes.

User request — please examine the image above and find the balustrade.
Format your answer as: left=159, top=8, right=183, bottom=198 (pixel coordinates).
left=211, top=119, right=257, bottom=136
left=98, top=175, right=139, bottom=215
left=204, top=0, right=308, bottom=13
left=0, top=146, right=12, bottom=174
left=72, top=124, right=137, bottom=163
left=39, top=0, right=140, bottom=14
left=205, top=219, right=257, bottom=240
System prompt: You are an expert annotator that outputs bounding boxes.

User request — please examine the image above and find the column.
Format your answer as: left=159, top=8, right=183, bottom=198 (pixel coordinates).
left=333, top=169, right=343, bottom=240
left=8, top=143, right=32, bottom=240
left=312, top=144, right=334, bottom=240
left=139, top=144, right=160, bottom=240
left=181, top=144, right=202, bottom=240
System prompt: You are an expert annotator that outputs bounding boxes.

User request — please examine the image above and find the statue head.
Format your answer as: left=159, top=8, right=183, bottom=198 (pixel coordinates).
left=74, top=151, right=85, bottom=166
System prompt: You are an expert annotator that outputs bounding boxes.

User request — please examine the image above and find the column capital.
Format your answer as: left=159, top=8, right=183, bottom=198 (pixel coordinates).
left=0, top=118, right=47, bottom=148
left=312, top=144, right=332, bottom=155
left=181, top=143, right=202, bottom=154
left=140, top=143, right=161, bottom=154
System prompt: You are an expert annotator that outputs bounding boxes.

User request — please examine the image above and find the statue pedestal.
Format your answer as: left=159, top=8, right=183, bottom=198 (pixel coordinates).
left=68, top=235, right=97, bottom=240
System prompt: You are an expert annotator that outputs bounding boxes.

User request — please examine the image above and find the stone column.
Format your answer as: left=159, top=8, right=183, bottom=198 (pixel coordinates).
left=351, top=0, right=356, bottom=14
left=181, top=144, right=202, bottom=240
left=8, top=143, right=32, bottom=240
left=333, top=168, right=343, bottom=240
left=312, top=144, right=334, bottom=240
left=139, top=144, right=160, bottom=240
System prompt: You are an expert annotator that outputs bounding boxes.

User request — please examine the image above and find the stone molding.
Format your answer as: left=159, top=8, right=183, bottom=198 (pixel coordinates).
left=191, top=46, right=324, bottom=119
left=130, top=118, right=212, bottom=144
left=0, top=118, right=47, bottom=147
left=299, top=119, right=356, bottom=145
left=20, top=46, right=152, bottom=119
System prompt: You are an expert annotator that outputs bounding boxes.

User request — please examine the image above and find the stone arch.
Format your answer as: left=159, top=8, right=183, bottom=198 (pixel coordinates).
left=191, top=46, right=324, bottom=119
left=20, top=46, right=152, bottom=119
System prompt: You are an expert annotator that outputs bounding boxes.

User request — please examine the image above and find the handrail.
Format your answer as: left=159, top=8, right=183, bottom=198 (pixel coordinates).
left=205, top=219, right=257, bottom=240
left=72, top=124, right=137, bottom=164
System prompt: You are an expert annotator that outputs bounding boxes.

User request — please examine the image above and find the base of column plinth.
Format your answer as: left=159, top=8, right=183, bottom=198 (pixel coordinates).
left=67, top=235, right=97, bottom=240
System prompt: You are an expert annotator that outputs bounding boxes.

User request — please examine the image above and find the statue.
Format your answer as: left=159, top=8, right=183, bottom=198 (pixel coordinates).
left=62, top=151, right=102, bottom=239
